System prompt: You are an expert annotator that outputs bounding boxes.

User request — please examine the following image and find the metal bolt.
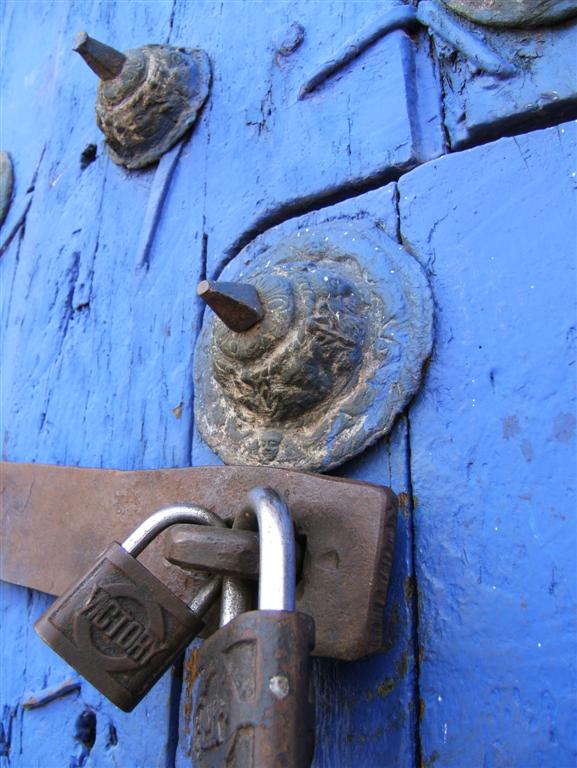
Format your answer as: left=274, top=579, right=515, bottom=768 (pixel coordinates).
left=197, top=280, right=264, bottom=332
left=73, top=31, right=127, bottom=81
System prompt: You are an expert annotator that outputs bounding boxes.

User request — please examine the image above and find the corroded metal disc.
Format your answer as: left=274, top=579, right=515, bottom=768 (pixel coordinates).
left=195, top=220, right=434, bottom=472
left=96, top=45, right=211, bottom=169
left=440, top=0, right=577, bottom=28
left=0, top=151, right=14, bottom=228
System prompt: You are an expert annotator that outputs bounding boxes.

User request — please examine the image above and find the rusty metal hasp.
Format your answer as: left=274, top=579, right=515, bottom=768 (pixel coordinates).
left=0, top=461, right=397, bottom=660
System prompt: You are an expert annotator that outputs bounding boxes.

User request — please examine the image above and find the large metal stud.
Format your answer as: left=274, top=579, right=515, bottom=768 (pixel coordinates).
left=74, top=32, right=211, bottom=169
left=194, top=220, right=434, bottom=472
left=440, top=0, right=577, bottom=28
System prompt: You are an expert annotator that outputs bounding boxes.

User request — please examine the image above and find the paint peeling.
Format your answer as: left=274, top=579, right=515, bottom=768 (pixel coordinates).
left=502, top=415, right=521, bottom=439
left=551, top=412, right=576, bottom=443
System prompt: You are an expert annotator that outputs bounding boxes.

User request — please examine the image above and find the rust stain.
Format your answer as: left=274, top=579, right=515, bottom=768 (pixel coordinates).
left=367, top=674, right=398, bottom=701
left=182, top=648, right=200, bottom=740
left=502, top=414, right=521, bottom=439
left=376, top=678, right=395, bottom=698
left=404, top=576, right=415, bottom=606
left=397, top=491, right=408, bottom=518
left=396, top=650, right=409, bottom=679
left=381, top=604, right=401, bottom=653
left=419, top=697, right=426, bottom=721
left=552, top=412, right=576, bottom=442
left=172, top=402, right=183, bottom=419
left=422, top=750, right=440, bottom=767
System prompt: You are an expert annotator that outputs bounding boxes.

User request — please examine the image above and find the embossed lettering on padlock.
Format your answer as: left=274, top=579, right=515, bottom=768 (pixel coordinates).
left=35, top=506, right=225, bottom=711
left=193, top=488, right=315, bottom=768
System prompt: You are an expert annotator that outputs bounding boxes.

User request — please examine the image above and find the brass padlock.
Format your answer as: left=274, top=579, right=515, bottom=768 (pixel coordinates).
left=35, top=506, right=225, bottom=711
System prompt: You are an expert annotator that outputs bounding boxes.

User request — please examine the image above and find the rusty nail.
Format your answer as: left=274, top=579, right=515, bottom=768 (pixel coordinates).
left=73, top=31, right=127, bottom=81
left=197, top=280, right=264, bottom=332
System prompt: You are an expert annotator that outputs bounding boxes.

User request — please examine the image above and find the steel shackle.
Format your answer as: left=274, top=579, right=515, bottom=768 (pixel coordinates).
left=121, top=505, right=227, bottom=611
left=220, top=487, right=296, bottom=625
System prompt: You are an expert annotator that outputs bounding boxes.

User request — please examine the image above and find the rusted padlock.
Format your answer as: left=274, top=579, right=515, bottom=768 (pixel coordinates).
left=193, top=487, right=315, bottom=767
left=35, top=506, right=225, bottom=711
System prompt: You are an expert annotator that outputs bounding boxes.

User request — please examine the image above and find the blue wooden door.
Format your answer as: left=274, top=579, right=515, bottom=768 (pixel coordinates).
left=1, top=2, right=575, bottom=766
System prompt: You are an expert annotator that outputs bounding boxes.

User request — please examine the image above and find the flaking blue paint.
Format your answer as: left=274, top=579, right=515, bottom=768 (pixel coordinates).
left=1, top=1, right=575, bottom=766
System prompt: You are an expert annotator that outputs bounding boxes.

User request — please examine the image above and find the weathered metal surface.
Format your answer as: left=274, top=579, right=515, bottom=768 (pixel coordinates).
left=34, top=506, right=225, bottom=711
left=193, top=487, right=315, bottom=765
left=197, top=280, right=264, bottom=332
left=188, top=188, right=421, bottom=766
left=166, top=524, right=304, bottom=580
left=195, top=219, right=434, bottom=472
left=193, top=611, right=315, bottom=768
left=74, top=32, right=211, bottom=169
left=166, top=525, right=260, bottom=578
left=440, top=0, right=577, bottom=28
left=220, top=487, right=297, bottom=628
left=35, top=543, right=210, bottom=712
left=0, top=151, right=14, bottom=229
left=0, top=461, right=397, bottom=661
left=73, top=32, right=126, bottom=79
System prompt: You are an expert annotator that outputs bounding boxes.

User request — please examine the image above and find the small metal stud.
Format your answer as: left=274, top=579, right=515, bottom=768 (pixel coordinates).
left=197, top=280, right=264, bottom=332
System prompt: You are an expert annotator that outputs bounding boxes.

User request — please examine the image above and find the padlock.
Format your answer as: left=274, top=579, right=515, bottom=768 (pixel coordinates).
left=193, top=487, right=316, bottom=768
left=35, top=505, right=226, bottom=712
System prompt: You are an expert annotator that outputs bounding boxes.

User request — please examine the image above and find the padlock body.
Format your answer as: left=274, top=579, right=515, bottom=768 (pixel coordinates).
left=193, top=610, right=315, bottom=768
left=35, top=542, right=204, bottom=711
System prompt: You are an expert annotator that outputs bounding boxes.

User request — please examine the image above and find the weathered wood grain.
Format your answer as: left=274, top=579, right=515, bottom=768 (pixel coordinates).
left=1, top=1, right=192, bottom=766
left=1, top=2, right=439, bottom=764
left=168, top=0, right=444, bottom=276
left=437, top=16, right=577, bottom=148
left=3, top=0, right=575, bottom=766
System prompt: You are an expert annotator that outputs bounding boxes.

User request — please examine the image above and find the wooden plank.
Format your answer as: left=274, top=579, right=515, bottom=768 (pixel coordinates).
left=184, top=185, right=420, bottom=767
left=0, top=2, right=192, bottom=766
left=168, top=0, right=444, bottom=276
left=398, top=124, right=577, bottom=766
left=0, top=1, right=447, bottom=765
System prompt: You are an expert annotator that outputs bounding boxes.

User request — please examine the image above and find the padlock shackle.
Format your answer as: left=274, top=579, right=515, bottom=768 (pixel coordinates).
left=248, top=488, right=295, bottom=611
left=121, top=505, right=226, bottom=557
left=226, top=487, right=296, bottom=613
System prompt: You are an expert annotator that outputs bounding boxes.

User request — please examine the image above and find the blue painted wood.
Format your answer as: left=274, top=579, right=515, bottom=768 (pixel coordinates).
left=1, top=2, right=439, bottom=764
left=2, top=0, right=575, bottom=766
left=167, top=0, right=444, bottom=274
left=0, top=1, right=195, bottom=766
left=398, top=123, right=577, bottom=766
left=437, top=16, right=577, bottom=147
